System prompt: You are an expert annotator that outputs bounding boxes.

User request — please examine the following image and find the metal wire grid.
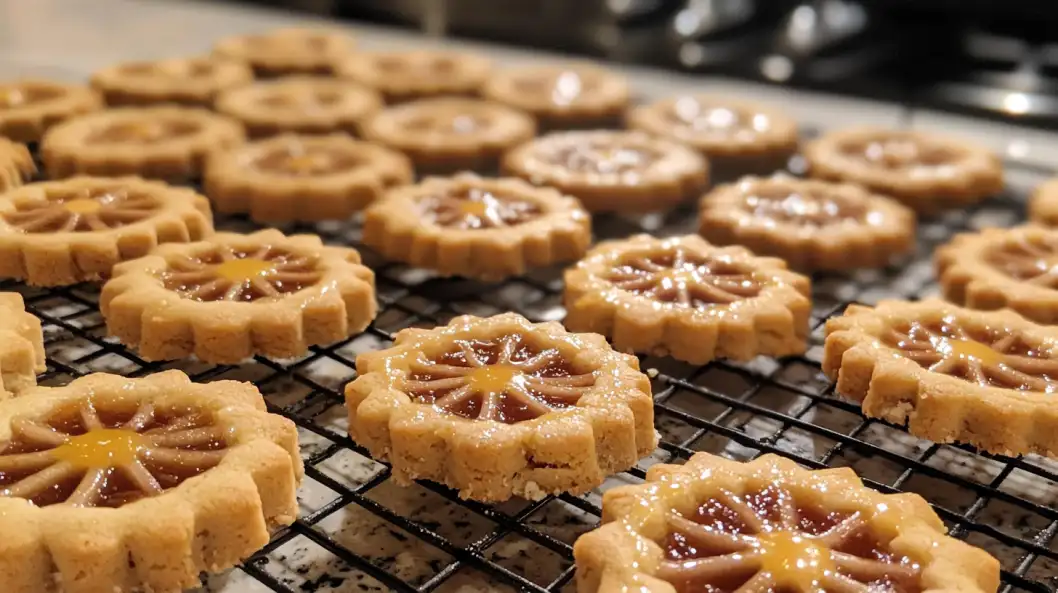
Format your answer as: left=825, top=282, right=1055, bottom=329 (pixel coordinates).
left=7, top=145, right=1058, bottom=593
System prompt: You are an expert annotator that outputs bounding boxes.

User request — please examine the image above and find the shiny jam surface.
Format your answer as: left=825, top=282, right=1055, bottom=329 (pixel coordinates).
left=839, top=133, right=956, bottom=173
left=738, top=185, right=869, bottom=229
left=603, top=248, right=763, bottom=308
left=512, top=70, right=598, bottom=106
left=543, top=138, right=660, bottom=175
left=666, top=99, right=768, bottom=139
left=419, top=186, right=542, bottom=230
left=882, top=316, right=1058, bottom=392
left=252, top=145, right=364, bottom=176
left=161, top=244, right=322, bottom=302
left=0, top=399, right=226, bottom=508
left=658, top=485, right=922, bottom=593
left=87, top=119, right=201, bottom=144
left=984, top=234, right=1058, bottom=288
left=2, top=187, right=163, bottom=234
left=404, top=333, right=597, bottom=423
left=400, top=112, right=489, bottom=135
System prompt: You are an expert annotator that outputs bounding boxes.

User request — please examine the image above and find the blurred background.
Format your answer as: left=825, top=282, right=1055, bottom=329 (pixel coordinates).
left=227, top=0, right=1058, bottom=128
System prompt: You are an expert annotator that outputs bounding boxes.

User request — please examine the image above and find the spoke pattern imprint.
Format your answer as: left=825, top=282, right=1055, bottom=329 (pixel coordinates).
left=841, top=135, right=955, bottom=171
left=545, top=140, right=660, bottom=175
left=883, top=317, right=1058, bottom=392
left=604, top=248, right=763, bottom=307
left=741, top=187, right=867, bottom=228
left=985, top=234, right=1058, bottom=288
left=3, top=188, right=163, bottom=234
left=0, top=399, right=227, bottom=508
left=421, top=188, right=541, bottom=230
left=659, top=486, right=921, bottom=593
left=404, top=334, right=597, bottom=424
left=162, top=244, right=323, bottom=302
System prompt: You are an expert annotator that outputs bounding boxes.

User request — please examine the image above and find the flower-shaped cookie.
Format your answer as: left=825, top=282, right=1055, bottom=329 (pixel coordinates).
left=0, top=176, right=213, bottom=286
left=214, top=76, right=382, bottom=138
left=564, top=234, right=811, bottom=364
left=482, top=63, right=629, bottom=130
left=336, top=49, right=492, bottom=102
left=503, top=130, right=708, bottom=212
left=204, top=134, right=413, bottom=222
left=0, top=292, right=45, bottom=398
left=363, top=173, right=591, bottom=280
left=361, top=97, right=536, bottom=174
left=100, top=229, right=376, bottom=364
left=1028, top=178, right=1058, bottom=226
left=804, top=127, right=1003, bottom=214
left=345, top=313, right=656, bottom=501
left=825, top=299, right=1058, bottom=457
left=627, top=94, right=799, bottom=177
left=574, top=452, right=999, bottom=593
left=40, top=106, right=244, bottom=181
left=699, top=175, right=916, bottom=271
left=90, top=56, right=254, bottom=107
left=0, top=80, right=103, bottom=143
left=212, top=27, right=353, bottom=77
left=0, top=370, right=301, bottom=593
left=0, top=138, right=34, bottom=191
left=936, top=225, right=1058, bottom=324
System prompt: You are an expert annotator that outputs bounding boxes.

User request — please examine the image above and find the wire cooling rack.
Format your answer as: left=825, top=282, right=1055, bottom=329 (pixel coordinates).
left=9, top=134, right=1058, bottom=593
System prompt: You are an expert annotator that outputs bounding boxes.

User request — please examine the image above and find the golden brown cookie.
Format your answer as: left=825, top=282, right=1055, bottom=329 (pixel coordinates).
left=564, top=234, right=810, bottom=364
left=574, top=452, right=999, bottom=593
left=214, top=76, right=382, bottom=138
left=1028, top=178, right=1058, bottom=226
left=627, top=94, right=799, bottom=178
left=204, top=133, right=412, bottom=222
left=345, top=312, right=655, bottom=501
left=0, top=370, right=302, bottom=593
left=40, top=106, right=244, bottom=181
left=0, top=176, right=213, bottom=286
left=825, top=299, right=1058, bottom=457
left=212, top=27, right=353, bottom=77
left=362, top=173, right=591, bottom=280
left=361, top=97, right=535, bottom=174
left=0, top=80, right=103, bottom=143
left=481, top=63, right=629, bottom=130
left=804, top=127, right=1003, bottom=214
left=699, top=175, right=916, bottom=271
left=100, top=229, right=376, bottom=364
left=0, top=293, right=45, bottom=398
left=90, top=56, right=254, bottom=107
left=936, top=225, right=1058, bottom=324
left=0, top=138, right=34, bottom=191
left=503, top=130, right=708, bottom=213
left=336, top=49, right=491, bottom=103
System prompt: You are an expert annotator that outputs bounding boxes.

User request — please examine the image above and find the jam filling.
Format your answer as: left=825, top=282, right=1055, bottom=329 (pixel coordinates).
left=666, top=99, right=768, bottom=138
left=2, top=187, right=163, bottom=234
left=542, top=140, right=661, bottom=175
left=161, top=244, right=322, bottom=302
left=400, top=112, right=490, bottom=135
left=252, top=145, right=364, bottom=176
left=87, top=119, right=201, bottom=144
left=604, top=248, right=763, bottom=308
left=403, top=334, right=597, bottom=424
left=882, top=316, right=1058, bottom=392
left=984, top=234, right=1058, bottom=288
left=0, top=84, right=65, bottom=108
left=739, top=185, right=869, bottom=229
left=511, top=71, right=598, bottom=106
left=373, top=55, right=458, bottom=75
left=0, top=398, right=226, bottom=508
left=419, top=186, right=542, bottom=229
left=257, top=89, right=344, bottom=109
left=838, top=133, right=957, bottom=172
left=659, top=485, right=922, bottom=593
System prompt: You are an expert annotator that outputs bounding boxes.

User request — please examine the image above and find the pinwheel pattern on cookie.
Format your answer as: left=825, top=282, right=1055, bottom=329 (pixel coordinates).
left=0, top=176, right=213, bottom=286
left=100, top=229, right=376, bottom=364
left=0, top=371, right=301, bottom=593
left=336, top=49, right=492, bottom=102
left=212, top=27, right=353, bottom=76
left=564, top=234, right=811, bottom=364
left=482, top=63, right=629, bottom=130
left=574, top=452, right=999, bottom=593
left=0, top=80, right=102, bottom=143
left=91, top=56, right=254, bottom=107
left=345, top=313, right=656, bottom=501
left=363, top=173, right=591, bottom=280
left=699, top=175, right=916, bottom=271
left=825, top=299, right=1058, bottom=457
left=205, top=133, right=412, bottom=221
